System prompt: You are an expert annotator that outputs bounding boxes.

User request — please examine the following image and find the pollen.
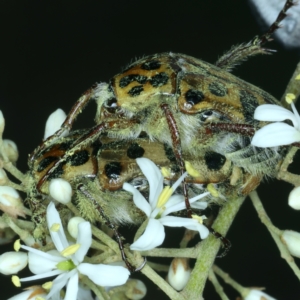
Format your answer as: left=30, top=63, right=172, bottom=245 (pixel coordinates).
left=185, top=161, right=201, bottom=177
left=285, top=93, right=296, bottom=104
left=50, top=223, right=60, bottom=232
left=42, top=281, right=53, bottom=290
left=60, top=243, right=81, bottom=257
left=12, top=275, right=21, bottom=287
left=207, top=183, right=219, bottom=197
left=191, top=214, right=204, bottom=224
left=161, top=167, right=171, bottom=178
left=14, top=239, right=21, bottom=252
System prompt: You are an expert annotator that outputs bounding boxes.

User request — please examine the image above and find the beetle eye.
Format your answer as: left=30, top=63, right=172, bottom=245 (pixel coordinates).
left=199, top=110, right=223, bottom=123
left=104, top=98, right=118, bottom=113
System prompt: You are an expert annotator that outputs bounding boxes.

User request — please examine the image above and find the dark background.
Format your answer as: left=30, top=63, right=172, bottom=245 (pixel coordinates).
left=0, top=0, right=300, bottom=299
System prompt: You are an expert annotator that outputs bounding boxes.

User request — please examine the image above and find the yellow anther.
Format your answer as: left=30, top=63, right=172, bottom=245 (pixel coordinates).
left=295, top=74, right=300, bottom=80
left=207, top=183, right=219, bottom=197
left=185, top=161, right=201, bottom=177
left=60, top=244, right=80, bottom=257
left=285, top=93, right=296, bottom=104
left=42, top=281, right=53, bottom=290
left=12, top=275, right=21, bottom=287
left=14, top=239, right=21, bottom=252
left=191, top=214, right=204, bottom=224
left=161, top=167, right=171, bottom=178
left=50, top=223, right=60, bottom=232
left=157, top=186, right=173, bottom=208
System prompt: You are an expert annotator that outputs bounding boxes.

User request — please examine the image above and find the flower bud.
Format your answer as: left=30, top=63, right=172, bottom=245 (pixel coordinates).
left=0, top=227, right=16, bottom=245
left=49, top=178, right=72, bottom=204
left=0, top=186, right=26, bottom=217
left=125, top=279, right=147, bottom=300
left=44, top=108, right=66, bottom=140
left=68, top=216, right=86, bottom=238
left=244, top=289, right=276, bottom=300
left=288, top=186, right=300, bottom=210
left=167, top=258, right=191, bottom=291
left=281, top=230, right=300, bottom=258
left=0, top=168, right=7, bottom=185
left=2, top=139, right=19, bottom=163
left=0, top=251, right=28, bottom=275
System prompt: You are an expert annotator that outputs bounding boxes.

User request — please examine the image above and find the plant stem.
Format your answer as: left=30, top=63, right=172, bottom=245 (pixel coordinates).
left=182, top=194, right=246, bottom=298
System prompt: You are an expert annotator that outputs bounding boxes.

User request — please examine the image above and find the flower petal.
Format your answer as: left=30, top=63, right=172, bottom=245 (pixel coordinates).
left=47, top=269, right=75, bottom=299
left=136, top=158, right=163, bottom=207
left=251, top=122, right=300, bottom=147
left=130, top=219, right=165, bottom=251
left=20, top=269, right=63, bottom=282
left=77, top=285, right=94, bottom=300
left=47, top=202, right=69, bottom=252
left=28, top=250, right=64, bottom=274
left=65, top=271, right=79, bottom=300
left=78, top=263, right=130, bottom=286
left=254, top=104, right=298, bottom=126
left=123, top=183, right=151, bottom=216
left=160, top=216, right=209, bottom=239
left=74, top=222, right=92, bottom=263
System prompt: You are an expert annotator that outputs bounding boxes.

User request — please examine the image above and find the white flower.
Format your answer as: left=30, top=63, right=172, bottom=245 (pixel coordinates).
left=7, top=286, right=47, bottom=300
left=17, top=202, right=130, bottom=300
left=281, top=230, right=300, bottom=258
left=44, top=108, right=67, bottom=140
left=0, top=251, right=27, bottom=275
left=49, top=178, right=72, bottom=204
left=251, top=103, right=300, bottom=147
left=244, top=289, right=276, bottom=300
left=123, top=158, right=209, bottom=251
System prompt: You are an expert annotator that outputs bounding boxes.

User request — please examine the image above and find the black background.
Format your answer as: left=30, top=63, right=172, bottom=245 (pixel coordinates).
left=0, top=0, right=300, bottom=299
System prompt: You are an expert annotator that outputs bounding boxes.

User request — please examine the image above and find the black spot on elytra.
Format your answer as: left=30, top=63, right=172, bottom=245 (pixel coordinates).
left=163, top=144, right=180, bottom=173
left=204, top=152, right=226, bottom=171
left=37, top=156, right=57, bottom=172
left=127, top=143, right=145, bottom=159
left=105, top=162, right=122, bottom=180
left=185, top=89, right=205, bottom=105
left=128, top=85, right=144, bottom=97
left=67, top=150, right=89, bottom=166
left=163, top=144, right=177, bottom=163
left=58, top=140, right=74, bottom=151
left=199, top=110, right=213, bottom=122
left=149, top=72, right=169, bottom=87
left=141, top=60, right=161, bottom=70
left=119, top=74, right=147, bottom=88
left=239, top=90, right=259, bottom=123
left=208, top=82, right=227, bottom=97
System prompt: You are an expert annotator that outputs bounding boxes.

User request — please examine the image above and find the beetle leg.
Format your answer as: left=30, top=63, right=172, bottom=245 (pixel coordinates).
left=77, top=183, right=146, bottom=273
left=161, top=103, right=192, bottom=217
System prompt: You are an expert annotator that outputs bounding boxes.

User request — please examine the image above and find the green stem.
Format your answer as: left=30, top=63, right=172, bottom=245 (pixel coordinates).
left=182, top=194, right=246, bottom=298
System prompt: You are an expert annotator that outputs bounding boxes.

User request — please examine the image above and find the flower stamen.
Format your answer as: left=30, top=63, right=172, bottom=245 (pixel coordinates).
left=60, top=243, right=80, bottom=257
